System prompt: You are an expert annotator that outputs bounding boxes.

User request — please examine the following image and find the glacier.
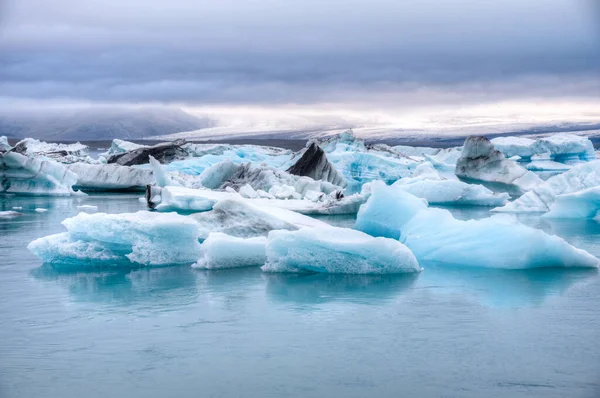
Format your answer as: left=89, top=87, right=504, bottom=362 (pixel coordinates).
left=28, top=211, right=202, bottom=266
left=193, top=233, right=267, bottom=269
left=456, top=136, right=542, bottom=194
left=393, top=162, right=509, bottom=206
left=491, top=134, right=596, bottom=162
left=493, top=160, right=600, bottom=213
left=355, top=182, right=599, bottom=269
left=262, top=227, right=422, bottom=274
left=543, top=187, right=600, bottom=219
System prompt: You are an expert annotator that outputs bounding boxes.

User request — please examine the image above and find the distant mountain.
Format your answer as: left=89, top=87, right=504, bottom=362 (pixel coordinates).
left=0, top=107, right=212, bottom=140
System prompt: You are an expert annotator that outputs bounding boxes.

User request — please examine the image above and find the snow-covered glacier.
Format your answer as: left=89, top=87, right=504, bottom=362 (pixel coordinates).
left=493, top=160, right=600, bottom=213
left=262, top=227, right=422, bottom=274
left=28, top=211, right=202, bottom=266
left=355, top=182, right=599, bottom=269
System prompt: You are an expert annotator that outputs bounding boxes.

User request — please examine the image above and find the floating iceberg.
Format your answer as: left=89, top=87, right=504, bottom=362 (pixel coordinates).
left=262, top=227, right=422, bottom=274
left=491, top=134, right=596, bottom=162
left=11, top=138, right=90, bottom=163
left=493, top=160, right=600, bottom=213
left=543, top=187, right=600, bottom=219
left=107, top=139, right=188, bottom=166
left=103, top=139, right=147, bottom=156
left=393, top=163, right=509, bottom=206
left=193, top=233, right=267, bottom=269
left=191, top=198, right=329, bottom=240
left=0, top=136, right=11, bottom=152
left=28, top=211, right=202, bottom=266
left=147, top=185, right=369, bottom=215
left=0, top=210, right=23, bottom=219
left=355, top=182, right=598, bottom=269
left=525, top=160, right=572, bottom=171
left=0, top=152, right=80, bottom=195
left=455, top=136, right=542, bottom=194
left=67, top=162, right=153, bottom=191
left=286, top=142, right=346, bottom=187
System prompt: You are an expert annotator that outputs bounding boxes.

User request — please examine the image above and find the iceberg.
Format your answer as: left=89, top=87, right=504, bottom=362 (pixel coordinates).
left=286, top=142, right=346, bottom=187
left=193, top=233, right=267, bottom=269
left=355, top=182, right=599, bottom=269
left=0, top=210, right=23, bottom=219
left=11, top=138, right=90, bottom=163
left=67, top=162, right=153, bottom=191
left=493, top=160, right=600, bottom=213
left=107, top=139, right=188, bottom=166
left=103, top=139, right=147, bottom=156
left=28, top=211, right=202, bottom=266
left=543, top=186, right=600, bottom=219
left=455, top=136, right=542, bottom=194
left=262, top=227, right=422, bottom=274
left=491, top=134, right=596, bottom=162
left=191, top=198, right=329, bottom=240
left=0, top=136, right=11, bottom=152
left=147, top=185, right=369, bottom=215
left=393, top=162, right=509, bottom=206
left=525, top=160, right=571, bottom=171
left=0, top=151, right=80, bottom=195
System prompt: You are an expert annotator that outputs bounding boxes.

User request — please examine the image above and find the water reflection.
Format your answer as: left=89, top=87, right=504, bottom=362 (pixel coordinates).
left=263, top=273, right=419, bottom=306
left=420, top=263, right=598, bottom=307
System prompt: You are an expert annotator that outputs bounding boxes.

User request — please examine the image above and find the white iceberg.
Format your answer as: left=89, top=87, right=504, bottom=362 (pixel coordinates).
left=543, top=186, right=600, bottom=219
left=0, top=136, right=11, bottom=151
left=11, top=138, right=90, bottom=163
left=193, top=233, right=267, bottom=269
left=67, top=162, right=153, bottom=191
left=0, top=210, right=24, bottom=219
left=103, top=139, right=147, bottom=156
left=262, top=227, right=422, bottom=274
left=28, top=211, right=202, bottom=266
left=455, top=136, right=542, bottom=194
left=0, top=152, right=80, bottom=195
left=191, top=198, right=329, bottom=240
left=491, top=134, right=596, bottom=162
left=493, top=160, right=600, bottom=213
left=393, top=163, right=509, bottom=206
left=525, top=160, right=572, bottom=171
left=355, top=182, right=599, bottom=269
left=35, top=208, right=48, bottom=213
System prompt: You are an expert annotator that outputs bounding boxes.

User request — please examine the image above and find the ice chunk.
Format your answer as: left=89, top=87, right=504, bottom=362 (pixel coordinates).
left=491, top=133, right=596, bottom=161
left=355, top=182, right=598, bottom=269
left=525, top=160, right=572, bottom=171
left=0, top=210, right=23, bottom=219
left=76, top=205, right=98, bottom=211
left=28, top=211, right=202, bottom=266
left=262, top=227, right=422, bottom=274
left=197, top=159, right=240, bottom=189
left=193, top=233, right=267, bottom=269
left=238, top=184, right=259, bottom=199
left=67, top=162, right=153, bottom=191
left=543, top=186, right=600, bottom=219
left=35, top=208, right=48, bottom=212
left=456, top=136, right=542, bottom=193
left=0, top=136, right=11, bottom=152
left=12, top=206, right=22, bottom=210
left=103, top=139, right=147, bottom=156
left=286, top=142, right=346, bottom=187
left=191, top=198, right=328, bottom=240
left=107, top=139, right=188, bottom=166
left=493, top=160, right=600, bottom=213
left=393, top=163, right=509, bottom=206
left=0, top=152, right=80, bottom=195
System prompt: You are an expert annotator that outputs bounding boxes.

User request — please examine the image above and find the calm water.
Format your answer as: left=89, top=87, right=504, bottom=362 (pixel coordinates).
left=1, top=194, right=599, bottom=398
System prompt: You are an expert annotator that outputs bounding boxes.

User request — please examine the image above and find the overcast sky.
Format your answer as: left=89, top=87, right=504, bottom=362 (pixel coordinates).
left=1, top=0, right=599, bottom=132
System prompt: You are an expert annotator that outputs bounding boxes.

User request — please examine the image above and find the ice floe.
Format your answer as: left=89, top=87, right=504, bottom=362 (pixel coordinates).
left=0, top=210, right=24, bottom=219
left=543, top=186, right=600, bottom=219
left=67, top=162, right=153, bottom=191
left=262, top=227, right=422, bottom=274
left=355, top=182, right=599, bottom=269
left=193, top=233, right=267, bottom=269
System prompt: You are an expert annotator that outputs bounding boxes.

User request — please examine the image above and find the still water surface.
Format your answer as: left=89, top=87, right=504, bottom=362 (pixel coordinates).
left=1, top=194, right=599, bottom=398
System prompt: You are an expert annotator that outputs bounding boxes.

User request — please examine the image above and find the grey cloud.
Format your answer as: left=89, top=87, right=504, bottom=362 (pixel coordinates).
left=0, top=0, right=599, bottom=106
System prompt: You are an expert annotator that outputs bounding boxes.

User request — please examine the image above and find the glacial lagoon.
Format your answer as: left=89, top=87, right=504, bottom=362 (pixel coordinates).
left=1, top=193, right=599, bottom=398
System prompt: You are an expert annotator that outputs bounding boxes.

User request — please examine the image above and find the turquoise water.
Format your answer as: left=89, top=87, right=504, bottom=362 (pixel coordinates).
left=1, top=194, right=599, bottom=398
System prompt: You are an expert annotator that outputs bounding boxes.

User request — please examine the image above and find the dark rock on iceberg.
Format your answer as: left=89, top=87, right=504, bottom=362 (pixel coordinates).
left=287, top=143, right=346, bottom=187
left=108, top=139, right=187, bottom=166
